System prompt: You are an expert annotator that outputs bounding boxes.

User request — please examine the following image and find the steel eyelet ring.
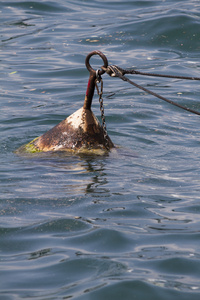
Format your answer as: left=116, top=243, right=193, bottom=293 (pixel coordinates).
left=85, top=50, right=108, bottom=76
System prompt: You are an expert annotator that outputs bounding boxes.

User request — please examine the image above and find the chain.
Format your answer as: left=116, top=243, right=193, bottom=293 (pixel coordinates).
left=95, top=72, right=110, bottom=150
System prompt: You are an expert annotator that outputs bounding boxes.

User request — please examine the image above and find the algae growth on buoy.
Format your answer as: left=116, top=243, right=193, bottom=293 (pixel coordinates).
left=17, top=51, right=114, bottom=155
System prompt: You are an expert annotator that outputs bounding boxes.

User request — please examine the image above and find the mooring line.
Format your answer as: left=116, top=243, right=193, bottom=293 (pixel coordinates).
left=121, top=67, right=200, bottom=81
left=102, top=64, right=200, bottom=116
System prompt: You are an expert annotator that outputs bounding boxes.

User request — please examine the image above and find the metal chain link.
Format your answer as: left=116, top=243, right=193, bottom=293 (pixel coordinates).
left=95, top=73, right=110, bottom=150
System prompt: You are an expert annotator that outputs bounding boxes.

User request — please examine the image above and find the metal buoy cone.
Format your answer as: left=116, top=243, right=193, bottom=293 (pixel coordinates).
left=20, top=51, right=114, bottom=154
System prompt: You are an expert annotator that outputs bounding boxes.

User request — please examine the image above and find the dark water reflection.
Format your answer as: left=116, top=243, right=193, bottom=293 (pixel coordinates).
left=1, top=0, right=200, bottom=299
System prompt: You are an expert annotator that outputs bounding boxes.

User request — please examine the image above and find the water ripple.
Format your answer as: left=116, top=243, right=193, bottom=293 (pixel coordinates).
left=1, top=0, right=200, bottom=299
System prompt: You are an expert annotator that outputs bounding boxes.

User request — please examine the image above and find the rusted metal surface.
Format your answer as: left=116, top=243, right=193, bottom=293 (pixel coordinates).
left=32, top=107, right=114, bottom=152
left=84, top=50, right=108, bottom=110
left=85, top=50, right=108, bottom=76
left=21, top=50, right=114, bottom=154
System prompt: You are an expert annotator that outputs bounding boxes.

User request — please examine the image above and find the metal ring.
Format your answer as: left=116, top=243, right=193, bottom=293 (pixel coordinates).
left=85, top=50, right=108, bottom=75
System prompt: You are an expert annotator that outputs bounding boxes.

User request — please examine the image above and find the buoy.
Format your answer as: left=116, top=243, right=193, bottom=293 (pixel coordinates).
left=19, top=51, right=114, bottom=154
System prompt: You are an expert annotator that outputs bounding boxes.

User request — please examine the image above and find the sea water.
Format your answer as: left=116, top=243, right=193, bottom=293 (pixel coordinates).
left=1, top=1, right=200, bottom=299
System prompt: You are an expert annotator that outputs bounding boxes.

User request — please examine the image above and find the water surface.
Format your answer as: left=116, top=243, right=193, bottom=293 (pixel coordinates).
left=1, top=0, right=200, bottom=299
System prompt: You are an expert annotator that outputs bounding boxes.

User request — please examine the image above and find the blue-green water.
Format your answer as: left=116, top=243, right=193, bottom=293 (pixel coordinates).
left=1, top=1, right=200, bottom=299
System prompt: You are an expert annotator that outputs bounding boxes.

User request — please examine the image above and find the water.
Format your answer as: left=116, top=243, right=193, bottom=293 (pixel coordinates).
left=1, top=0, right=200, bottom=299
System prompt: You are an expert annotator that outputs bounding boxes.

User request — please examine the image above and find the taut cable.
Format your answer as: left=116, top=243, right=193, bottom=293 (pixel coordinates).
left=102, top=65, right=200, bottom=116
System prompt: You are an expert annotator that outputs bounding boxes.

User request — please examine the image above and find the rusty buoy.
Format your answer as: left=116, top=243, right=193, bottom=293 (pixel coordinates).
left=19, top=50, right=114, bottom=154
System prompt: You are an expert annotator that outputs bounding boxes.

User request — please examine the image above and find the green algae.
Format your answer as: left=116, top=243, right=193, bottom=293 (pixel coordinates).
left=16, top=138, right=41, bottom=155
left=15, top=137, right=112, bottom=157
